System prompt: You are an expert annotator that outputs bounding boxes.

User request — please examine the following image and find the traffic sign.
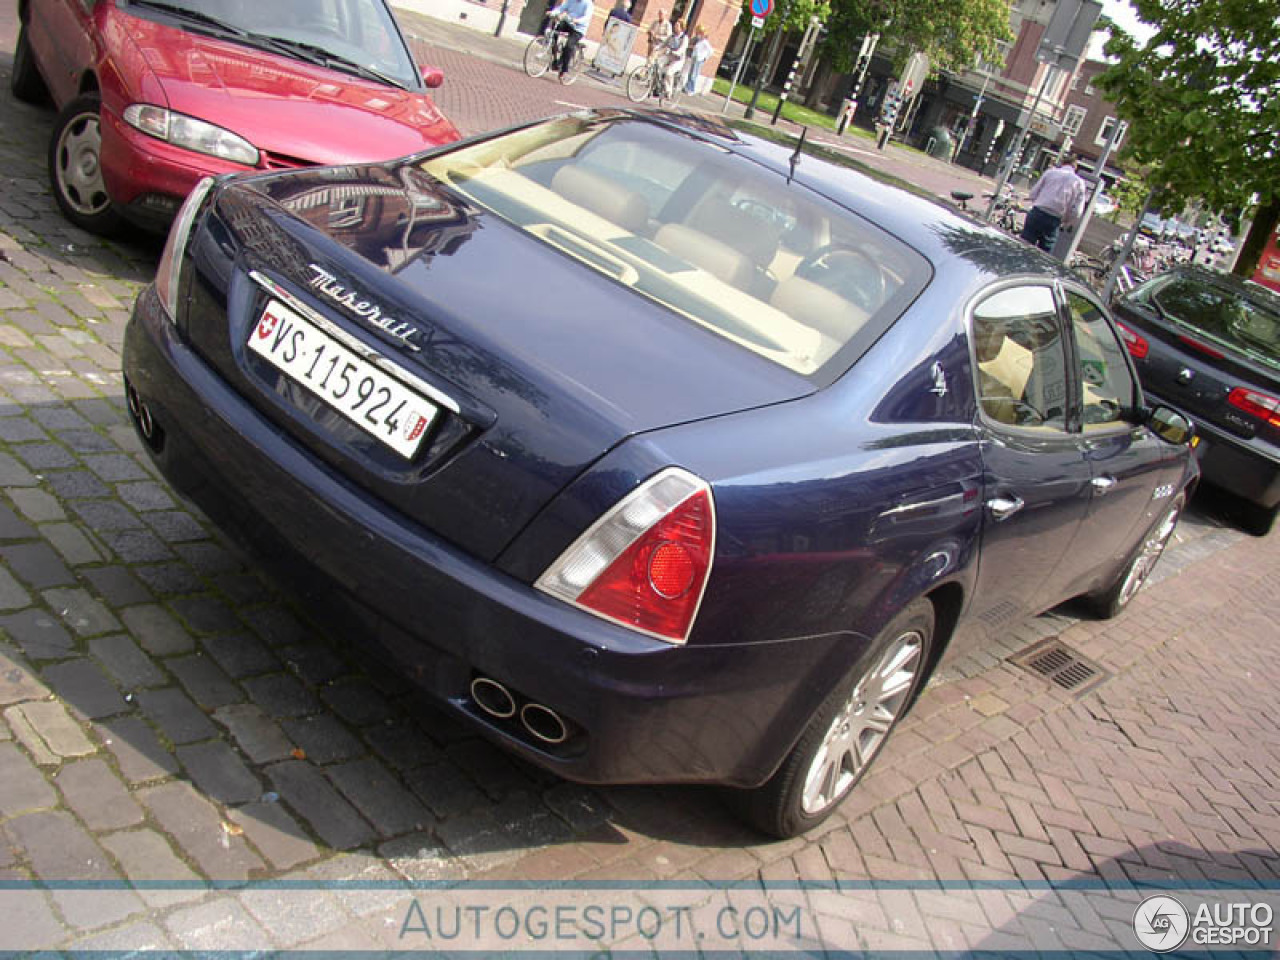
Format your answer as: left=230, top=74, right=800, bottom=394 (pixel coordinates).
left=750, top=0, right=773, bottom=18
left=751, top=14, right=765, bottom=28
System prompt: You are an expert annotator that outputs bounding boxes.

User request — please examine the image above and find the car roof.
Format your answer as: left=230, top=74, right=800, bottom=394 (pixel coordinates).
left=615, top=110, right=1075, bottom=286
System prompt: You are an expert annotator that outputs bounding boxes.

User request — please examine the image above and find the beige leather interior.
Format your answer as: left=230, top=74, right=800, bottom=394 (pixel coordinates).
left=551, top=165, right=651, bottom=235
left=654, top=223, right=757, bottom=290
left=769, top=275, right=867, bottom=343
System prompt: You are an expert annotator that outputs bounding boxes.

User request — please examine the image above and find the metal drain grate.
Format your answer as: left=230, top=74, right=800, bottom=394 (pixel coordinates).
left=1009, top=637, right=1110, bottom=696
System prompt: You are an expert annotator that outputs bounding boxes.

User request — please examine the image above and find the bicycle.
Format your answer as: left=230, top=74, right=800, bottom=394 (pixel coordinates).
left=625, top=58, right=681, bottom=108
left=524, top=17, right=586, bottom=84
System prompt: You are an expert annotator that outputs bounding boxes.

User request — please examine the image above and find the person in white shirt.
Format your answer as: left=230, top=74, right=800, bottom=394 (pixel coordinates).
left=661, top=19, right=687, bottom=93
left=1020, top=156, right=1087, bottom=252
left=684, top=27, right=713, bottom=94
left=647, top=9, right=672, bottom=64
left=545, top=0, right=595, bottom=78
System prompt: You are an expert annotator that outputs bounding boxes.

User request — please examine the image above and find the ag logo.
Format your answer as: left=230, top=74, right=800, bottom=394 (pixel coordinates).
left=1133, top=894, right=1190, bottom=952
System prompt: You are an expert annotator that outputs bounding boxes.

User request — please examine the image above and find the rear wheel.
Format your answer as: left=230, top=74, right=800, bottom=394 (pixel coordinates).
left=48, top=93, right=124, bottom=236
left=732, top=599, right=934, bottom=838
left=11, top=22, right=49, bottom=103
left=626, top=65, right=653, bottom=102
left=523, top=35, right=552, bottom=78
left=1085, top=493, right=1183, bottom=619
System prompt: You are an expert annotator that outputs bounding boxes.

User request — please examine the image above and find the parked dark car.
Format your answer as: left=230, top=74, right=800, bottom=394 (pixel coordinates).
left=1112, top=266, right=1280, bottom=534
left=122, top=110, right=1197, bottom=837
left=11, top=0, right=460, bottom=235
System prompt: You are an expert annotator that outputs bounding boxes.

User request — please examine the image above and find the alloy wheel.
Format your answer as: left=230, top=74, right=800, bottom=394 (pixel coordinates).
left=800, top=628, right=924, bottom=815
left=1117, top=501, right=1181, bottom=607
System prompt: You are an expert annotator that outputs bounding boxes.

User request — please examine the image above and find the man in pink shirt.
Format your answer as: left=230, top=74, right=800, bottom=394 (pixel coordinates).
left=1020, top=156, right=1087, bottom=252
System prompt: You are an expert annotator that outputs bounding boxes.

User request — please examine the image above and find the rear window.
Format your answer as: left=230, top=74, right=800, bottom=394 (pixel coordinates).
left=420, top=116, right=929, bottom=378
left=1132, top=273, right=1280, bottom=371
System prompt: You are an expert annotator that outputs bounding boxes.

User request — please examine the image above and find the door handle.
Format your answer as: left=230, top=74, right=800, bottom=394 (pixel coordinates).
left=986, top=496, right=1025, bottom=521
left=1091, top=475, right=1117, bottom=495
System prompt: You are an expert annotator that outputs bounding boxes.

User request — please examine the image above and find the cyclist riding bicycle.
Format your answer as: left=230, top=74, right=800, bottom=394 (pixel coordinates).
left=542, top=0, right=595, bottom=80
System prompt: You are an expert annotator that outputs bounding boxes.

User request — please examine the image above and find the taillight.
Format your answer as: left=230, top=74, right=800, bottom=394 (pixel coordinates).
left=155, top=176, right=216, bottom=322
left=1115, top=320, right=1149, bottom=359
left=1227, top=387, right=1280, bottom=428
left=536, top=468, right=715, bottom=645
left=1177, top=334, right=1224, bottom=359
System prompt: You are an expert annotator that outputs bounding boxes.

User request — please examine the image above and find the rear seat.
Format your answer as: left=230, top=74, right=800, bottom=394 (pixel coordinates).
left=550, top=165, right=650, bottom=234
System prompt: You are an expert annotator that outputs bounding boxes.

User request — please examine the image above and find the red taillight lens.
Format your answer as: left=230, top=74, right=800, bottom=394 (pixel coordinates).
left=1115, top=321, right=1149, bottom=359
left=536, top=469, right=715, bottom=644
left=1177, top=334, right=1224, bottom=359
left=1227, top=387, right=1280, bottom=428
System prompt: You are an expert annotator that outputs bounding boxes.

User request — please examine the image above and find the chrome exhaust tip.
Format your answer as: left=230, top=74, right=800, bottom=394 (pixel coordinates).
left=520, top=702, right=569, bottom=745
left=470, top=676, right=516, bottom=719
left=137, top=401, right=155, bottom=440
left=126, top=383, right=141, bottom=419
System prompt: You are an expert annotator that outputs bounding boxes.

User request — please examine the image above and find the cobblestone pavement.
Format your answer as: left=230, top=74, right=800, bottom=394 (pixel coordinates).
left=0, top=13, right=1277, bottom=955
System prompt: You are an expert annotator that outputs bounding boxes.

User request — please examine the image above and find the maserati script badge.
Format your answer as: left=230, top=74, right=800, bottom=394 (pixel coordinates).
left=307, top=264, right=421, bottom=351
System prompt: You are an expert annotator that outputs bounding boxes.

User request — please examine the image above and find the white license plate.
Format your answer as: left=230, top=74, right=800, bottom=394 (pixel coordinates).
left=247, top=300, right=437, bottom=459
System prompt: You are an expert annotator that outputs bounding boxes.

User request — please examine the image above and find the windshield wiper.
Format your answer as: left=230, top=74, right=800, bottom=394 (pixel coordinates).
left=255, top=36, right=406, bottom=90
left=129, top=0, right=250, bottom=38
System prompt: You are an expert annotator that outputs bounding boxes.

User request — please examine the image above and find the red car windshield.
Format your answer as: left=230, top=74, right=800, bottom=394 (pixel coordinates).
left=128, top=0, right=420, bottom=90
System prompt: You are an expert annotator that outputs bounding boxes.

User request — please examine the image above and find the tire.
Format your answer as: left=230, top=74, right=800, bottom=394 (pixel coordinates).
left=731, top=599, right=935, bottom=839
left=1241, top=500, right=1277, bottom=537
left=523, top=36, right=552, bottom=78
left=11, top=21, right=49, bottom=103
left=1085, top=493, right=1184, bottom=619
left=626, top=65, right=653, bottom=102
left=48, top=93, right=125, bottom=236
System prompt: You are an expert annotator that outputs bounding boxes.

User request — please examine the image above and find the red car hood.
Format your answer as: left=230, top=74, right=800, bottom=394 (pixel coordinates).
left=126, top=18, right=459, bottom=163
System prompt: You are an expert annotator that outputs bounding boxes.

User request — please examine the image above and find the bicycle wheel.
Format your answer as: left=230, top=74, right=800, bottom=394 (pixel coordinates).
left=559, top=45, right=585, bottom=85
left=626, top=65, right=653, bottom=102
left=524, top=36, right=552, bottom=78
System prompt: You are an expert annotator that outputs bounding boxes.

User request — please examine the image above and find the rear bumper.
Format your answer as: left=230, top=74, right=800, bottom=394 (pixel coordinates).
left=1148, top=392, right=1280, bottom=508
left=122, top=285, right=857, bottom=787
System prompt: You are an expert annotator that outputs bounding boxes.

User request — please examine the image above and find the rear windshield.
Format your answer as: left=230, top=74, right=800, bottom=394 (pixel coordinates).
left=420, top=116, right=929, bottom=378
left=1132, top=273, right=1280, bottom=371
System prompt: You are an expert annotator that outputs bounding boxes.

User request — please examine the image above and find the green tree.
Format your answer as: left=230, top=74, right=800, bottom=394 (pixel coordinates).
left=1096, top=0, right=1280, bottom=275
left=821, top=0, right=1010, bottom=73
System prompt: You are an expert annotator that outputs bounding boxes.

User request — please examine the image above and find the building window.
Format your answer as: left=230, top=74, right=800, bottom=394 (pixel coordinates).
left=1062, top=105, right=1087, bottom=137
left=1096, top=116, right=1128, bottom=147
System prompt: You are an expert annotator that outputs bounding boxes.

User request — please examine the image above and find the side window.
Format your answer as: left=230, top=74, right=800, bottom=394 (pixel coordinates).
left=1067, top=292, right=1136, bottom=428
left=971, top=286, right=1068, bottom=430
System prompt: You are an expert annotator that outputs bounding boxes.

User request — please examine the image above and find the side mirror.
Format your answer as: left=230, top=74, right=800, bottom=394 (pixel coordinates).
left=421, top=66, right=444, bottom=89
left=1148, top=404, right=1196, bottom=445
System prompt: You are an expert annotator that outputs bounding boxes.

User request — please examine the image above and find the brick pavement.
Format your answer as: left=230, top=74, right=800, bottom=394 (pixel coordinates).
left=0, top=17, right=1278, bottom=955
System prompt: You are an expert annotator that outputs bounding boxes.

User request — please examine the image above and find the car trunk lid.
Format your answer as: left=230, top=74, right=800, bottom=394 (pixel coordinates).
left=183, top=167, right=814, bottom=562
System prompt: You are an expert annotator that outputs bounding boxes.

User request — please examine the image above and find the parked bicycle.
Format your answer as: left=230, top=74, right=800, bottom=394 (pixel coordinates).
left=524, top=15, right=586, bottom=85
left=625, top=58, right=681, bottom=108
left=987, top=191, right=1024, bottom=235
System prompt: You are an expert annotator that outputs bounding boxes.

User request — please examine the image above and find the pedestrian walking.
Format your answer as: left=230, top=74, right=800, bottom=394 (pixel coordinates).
left=1019, top=155, right=1087, bottom=253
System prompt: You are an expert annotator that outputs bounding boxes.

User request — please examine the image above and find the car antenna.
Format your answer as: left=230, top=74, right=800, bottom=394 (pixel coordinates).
left=788, top=126, right=807, bottom=183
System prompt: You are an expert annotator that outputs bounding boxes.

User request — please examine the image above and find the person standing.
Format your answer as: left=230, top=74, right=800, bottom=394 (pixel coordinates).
left=1019, top=156, right=1087, bottom=253
left=647, top=9, right=672, bottom=64
left=684, top=26, right=712, bottom=94
left=545, top=0, right=595, bottom=79
left=608, top=0, right=631, bottom=22
left=661, top=18, right=687, bottom=94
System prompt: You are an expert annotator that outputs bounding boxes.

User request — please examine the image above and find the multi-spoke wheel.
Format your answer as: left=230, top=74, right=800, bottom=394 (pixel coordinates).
left=523, top=35, right=553, bottom=78
left=48, top=93, right=123, bottom=235
left=1085, top=493, right=1184, bottom=618
left=733, top=599, right=934, bottom=838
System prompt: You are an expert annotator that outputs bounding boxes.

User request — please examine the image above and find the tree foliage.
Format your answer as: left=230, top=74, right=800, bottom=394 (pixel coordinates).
left=1096, top=0, right=1279, bottom=216
left=821, top=0, right=1010, bottom=73
left=739, top=0, right=1009, bottom=74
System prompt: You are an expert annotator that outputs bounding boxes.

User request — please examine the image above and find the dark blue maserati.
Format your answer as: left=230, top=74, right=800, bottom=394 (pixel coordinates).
left=122, top=110, right=1196, bottom=837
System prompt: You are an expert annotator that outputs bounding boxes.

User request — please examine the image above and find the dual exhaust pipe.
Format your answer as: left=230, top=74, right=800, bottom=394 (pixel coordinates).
left=125, top=381, right=156, bottom=442
left=470, top=676, right=570, bottom=745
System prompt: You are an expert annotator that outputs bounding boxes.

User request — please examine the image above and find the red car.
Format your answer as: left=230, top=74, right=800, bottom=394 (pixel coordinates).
left=11, top=0, right=461, bottom=235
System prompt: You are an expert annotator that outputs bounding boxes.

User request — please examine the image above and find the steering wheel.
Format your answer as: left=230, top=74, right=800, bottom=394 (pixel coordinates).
left=794, top=244, right=887, bottom=313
